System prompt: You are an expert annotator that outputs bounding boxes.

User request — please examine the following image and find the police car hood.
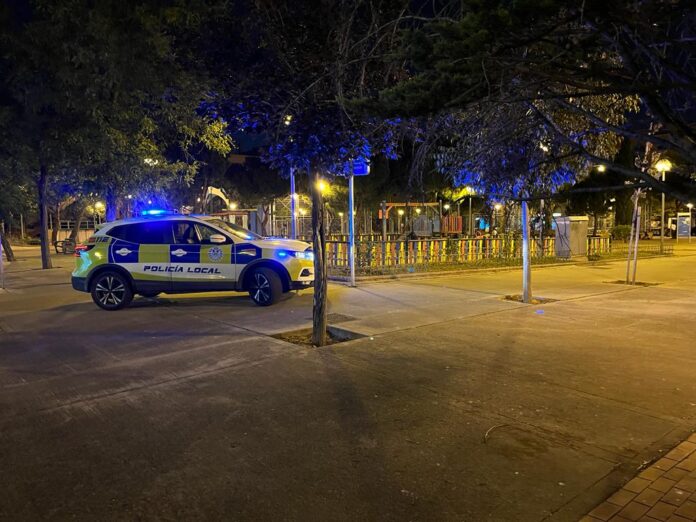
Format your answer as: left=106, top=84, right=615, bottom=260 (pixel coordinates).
left=253, top=238, right=311, bottom=251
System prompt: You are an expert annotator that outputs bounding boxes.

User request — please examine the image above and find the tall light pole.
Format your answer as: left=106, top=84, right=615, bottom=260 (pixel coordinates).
left=656, top=159, right=672, bottom=254
left=289, top=167, right=297, bottom=239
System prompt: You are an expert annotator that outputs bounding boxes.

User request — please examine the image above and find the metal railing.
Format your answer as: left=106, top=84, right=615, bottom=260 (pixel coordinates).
left=326, top=236, right=613, bottom=274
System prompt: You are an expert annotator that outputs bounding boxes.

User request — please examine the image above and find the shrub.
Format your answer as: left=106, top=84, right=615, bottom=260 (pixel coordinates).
left=611, top=225, right=633, bottom=241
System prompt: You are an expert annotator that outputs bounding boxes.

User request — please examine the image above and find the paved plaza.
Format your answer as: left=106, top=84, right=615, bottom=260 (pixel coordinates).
left=1, top=246, right=696, bottom=521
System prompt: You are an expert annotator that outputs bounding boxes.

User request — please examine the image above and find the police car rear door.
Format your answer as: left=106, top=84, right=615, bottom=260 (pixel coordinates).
left=108, top=221, right=173, bottom=293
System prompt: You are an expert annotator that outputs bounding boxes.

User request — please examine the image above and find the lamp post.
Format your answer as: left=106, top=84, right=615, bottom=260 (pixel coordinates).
left=656, top=159, right=672, bottom=254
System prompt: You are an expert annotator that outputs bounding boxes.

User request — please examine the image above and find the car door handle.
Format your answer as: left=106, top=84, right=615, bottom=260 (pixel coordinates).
left=172, top=248, right=187, bottom=257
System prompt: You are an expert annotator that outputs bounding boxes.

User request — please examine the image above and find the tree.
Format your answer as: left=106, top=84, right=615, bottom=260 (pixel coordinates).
left=376, top=0, right=696, bottom=199
left=0, top=1, right=232, bottom=268
left=202, top=0, right=408, bottom=345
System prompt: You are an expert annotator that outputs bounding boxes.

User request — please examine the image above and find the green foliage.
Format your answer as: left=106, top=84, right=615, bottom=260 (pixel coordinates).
left=611, top=225, right=633, bottom=241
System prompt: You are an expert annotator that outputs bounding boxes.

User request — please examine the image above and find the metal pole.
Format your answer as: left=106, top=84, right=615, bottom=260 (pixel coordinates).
left=632, top=206, right=641, bottom=284
left=0, top=232, right=4, bottom=289
left=20, top=214, right=25, bottom=240
left=660, top=172, right=665, bottom=253
left=289, top=168, right=297, bottom=239
left=626, top=190, right=639, bottom=284
left=381, top=201, right=387, bottom=241
left=522, top=200, right=532, bottom=303
left=468, top=197, right=473, bottom=236
left=348, top=173, right=356, bottom=287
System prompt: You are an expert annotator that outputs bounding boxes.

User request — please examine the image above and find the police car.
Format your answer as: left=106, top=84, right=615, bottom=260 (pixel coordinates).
left=71, top=211, right=314, bottom=310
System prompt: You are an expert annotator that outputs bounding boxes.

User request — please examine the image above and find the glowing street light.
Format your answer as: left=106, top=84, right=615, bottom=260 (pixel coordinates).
left=316, top=180, right=328, bottom=194
left=656, top=159, right=673, bottom=253
left=443, top=204, right=450, bottom=210
left=94, top=201, right=104, bottom=210
left=656, top=159, right=672, bottom=173
left=494, top=203, right=503, bottom=211
left=415, top=208, right=422, bottom=215
left=596, top=165, right=606, bottom=172
left=284, top=114, right=293, bottom=126
left=397, top=209, right=405, bottom=216
left=229, top=203, right=238, bottom=210
left=143, top=158, right=159, bottom=167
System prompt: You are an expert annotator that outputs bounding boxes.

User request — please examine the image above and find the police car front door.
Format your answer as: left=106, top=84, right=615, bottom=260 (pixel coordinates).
left=170, top=221, right=235, bottom=291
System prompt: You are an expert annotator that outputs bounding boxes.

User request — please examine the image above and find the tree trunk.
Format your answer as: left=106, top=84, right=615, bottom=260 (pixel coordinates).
left=105, top=188, right=117, bottom=222
left=51, top=205, right=60, bottom=244
left=1, top=232, right=16, bottom=262
left=37, top=165, right=53, bottom=269
left=311, top=170, right=328, bottom=347
left=592, top=212, right=599, bottom=236
left=69, top=211, right=84, bottom=240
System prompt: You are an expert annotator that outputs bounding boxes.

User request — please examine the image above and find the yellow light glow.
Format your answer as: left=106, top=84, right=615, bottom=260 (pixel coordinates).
left=443, top=204, right=450, bottom=210
left=596, top=165, right=606, bottom=172
left=299, top=209, right=307, bottom=216
left=415, top=208, right=422, bottom=214
left=338, top=212, right=344, bottom=217
left=284, top=115, right=293, bottom=125
left=494, top=203, right=503, bottom=211
left=229, top=203, right=238, bottom=210
left=316, top=180, right=328, bottom=193
left=655, top=159, right=672, bottom=173
left=397, top=209, right=405, bottom=216
left=94, top=201, right=104, bottom=209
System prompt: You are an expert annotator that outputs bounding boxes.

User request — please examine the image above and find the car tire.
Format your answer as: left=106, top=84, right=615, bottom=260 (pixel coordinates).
left=248, top=267, right=281, bottom=306
left=90, top=270, right=133, bottom=311
left=139, top=292, right=160, bottom=298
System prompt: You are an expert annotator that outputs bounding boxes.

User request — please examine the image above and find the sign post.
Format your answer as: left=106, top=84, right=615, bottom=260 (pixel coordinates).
left=348, top=159, right=369, bottom=288
left=676, top=212, right=691, bottom=242
left=0, top=232, right=5, bottom=290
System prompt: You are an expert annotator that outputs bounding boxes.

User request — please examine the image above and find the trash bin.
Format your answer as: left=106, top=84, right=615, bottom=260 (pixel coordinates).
left=554, top=216, right=589, bottom=258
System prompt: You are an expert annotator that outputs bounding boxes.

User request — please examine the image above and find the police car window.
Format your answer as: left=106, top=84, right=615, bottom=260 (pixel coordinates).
left=172, top=221, right=200, bottom=244
left=108, top=223, right=171, bottom=244
left=196, top=223, right=229, bottom=244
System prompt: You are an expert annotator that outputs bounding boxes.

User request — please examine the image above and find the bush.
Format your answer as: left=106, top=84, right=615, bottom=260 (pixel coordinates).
left=611, top=225, right=632, bottom=241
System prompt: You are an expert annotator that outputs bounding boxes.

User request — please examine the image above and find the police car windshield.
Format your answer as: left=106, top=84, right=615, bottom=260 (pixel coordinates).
left=207, top=219, right=261, bottom=241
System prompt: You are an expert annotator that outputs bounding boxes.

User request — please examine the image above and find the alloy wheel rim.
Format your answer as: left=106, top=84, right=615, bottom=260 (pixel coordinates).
left=252, top=273, right=270, bottom=303
left=95, top=275, right=125, bottom=306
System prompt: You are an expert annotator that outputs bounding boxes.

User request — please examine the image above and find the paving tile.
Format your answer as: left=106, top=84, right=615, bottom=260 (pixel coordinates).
left=676, top=456, right=696, bottom=473
left=579, top=516, right=602, bottom=522
left=664, top=468, right=690, bottom=482
left=652, top=478, right=678, bottom=494
left=665, top=515, right=692, bottom=522
left=665, top=442, right=696, bottom=462
left=662, top=488, right=690, bottom=507
left=674, top=500, right=696, bottom=519
left=646, top=501, right=677, bottom=520
left=676, top=476, right=696, bottom=493
left=617, top=501, right=651, bottom=520
left=609, top=489, right=639, bottom=507
left=625, top=477, right=655, bottom=494
left=635, top=488, right=667, bottom=507
left=687, top=433, right=696, bottom=444
left=590, top=501, right=623, bottom=520
left=640, top=467, right=666, bottom=481
left=655, top=458, right=680, bottom=471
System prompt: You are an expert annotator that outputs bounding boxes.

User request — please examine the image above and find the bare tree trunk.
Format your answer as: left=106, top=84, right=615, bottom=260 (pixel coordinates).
left=69, top=211, right=84, bottom=240
left=105, top=188, right=117, bottom=222
left=1, top=233, right=16, bottom=262
left=38, top=165, right=53, bottom=269
left=51, top=205, right=60, bottom=244
left=311, top=170, right=328, bottom=347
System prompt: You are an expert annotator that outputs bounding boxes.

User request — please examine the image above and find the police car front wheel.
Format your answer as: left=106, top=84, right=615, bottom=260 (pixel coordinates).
left=248, top=267, right=281, bottom=306
left=90, top=271, right=133, bottom=310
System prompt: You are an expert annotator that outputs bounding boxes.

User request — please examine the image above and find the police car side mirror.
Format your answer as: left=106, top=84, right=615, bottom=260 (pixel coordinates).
left=209, top=234, right=227, bottom=244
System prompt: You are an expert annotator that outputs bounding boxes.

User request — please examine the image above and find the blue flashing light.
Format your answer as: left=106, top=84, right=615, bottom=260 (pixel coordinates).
left=277, top=250, right=289, bottom=258
left=141, top=209, right=174, bottom=216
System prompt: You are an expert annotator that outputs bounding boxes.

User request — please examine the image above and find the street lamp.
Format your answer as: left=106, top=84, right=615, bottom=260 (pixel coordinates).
left=656, top=159, right=672, bottom=253
left=596, top=165, right=606, bottom=172
left=229, top=202, right=238, bottom=210
left=443, top=204, right=450, bottom=211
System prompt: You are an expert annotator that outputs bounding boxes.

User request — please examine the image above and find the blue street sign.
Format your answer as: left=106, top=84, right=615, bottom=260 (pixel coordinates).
left=352, top=159, right=370, bottom=176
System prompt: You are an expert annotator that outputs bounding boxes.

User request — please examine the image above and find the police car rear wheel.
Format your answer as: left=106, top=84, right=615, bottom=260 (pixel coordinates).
left=248, top=267, right=281, bottom=306
left=91, top=271, right=133, bottom=310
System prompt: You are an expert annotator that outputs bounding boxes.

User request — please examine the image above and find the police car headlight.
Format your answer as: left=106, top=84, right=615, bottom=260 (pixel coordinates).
left=294, top=251, right=314, bottom=261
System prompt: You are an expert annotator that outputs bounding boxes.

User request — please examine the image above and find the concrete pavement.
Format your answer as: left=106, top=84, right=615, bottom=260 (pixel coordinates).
left=1, top=247, right=696, bottom=520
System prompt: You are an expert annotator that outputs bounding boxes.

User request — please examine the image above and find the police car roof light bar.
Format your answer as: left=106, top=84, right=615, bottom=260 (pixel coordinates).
left=140, top=209, right=176, bottom=217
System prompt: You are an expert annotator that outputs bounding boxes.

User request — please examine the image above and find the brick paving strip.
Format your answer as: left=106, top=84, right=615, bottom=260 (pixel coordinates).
left=581, top=433, right=696, bottom=522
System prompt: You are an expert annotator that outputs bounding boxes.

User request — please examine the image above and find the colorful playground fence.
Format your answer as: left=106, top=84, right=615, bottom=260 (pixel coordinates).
left=326, top=236, right=612, bottom=270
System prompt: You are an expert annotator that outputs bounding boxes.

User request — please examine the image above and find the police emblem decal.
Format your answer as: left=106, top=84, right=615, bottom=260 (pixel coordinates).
left=208, top=246, right=224, bottom=262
